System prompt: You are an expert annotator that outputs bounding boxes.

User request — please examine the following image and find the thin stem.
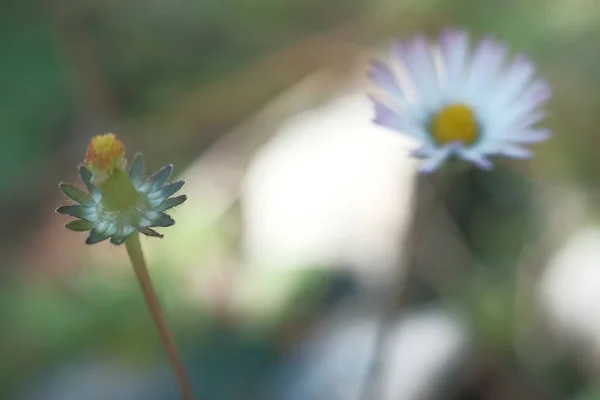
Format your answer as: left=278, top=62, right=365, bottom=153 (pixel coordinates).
left=125, top=232, right=195, bottom=400
left=358, top=166, right=460, bottom=400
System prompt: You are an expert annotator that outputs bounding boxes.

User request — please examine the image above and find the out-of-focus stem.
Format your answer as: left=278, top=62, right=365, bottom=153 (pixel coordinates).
left=358, top=167, right=459, bottom=400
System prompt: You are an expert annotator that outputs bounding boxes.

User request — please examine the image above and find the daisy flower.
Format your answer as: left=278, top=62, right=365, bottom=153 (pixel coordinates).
left=57, top=133, right=187, bottom=245
left=369, top=29, right=552, bottom=173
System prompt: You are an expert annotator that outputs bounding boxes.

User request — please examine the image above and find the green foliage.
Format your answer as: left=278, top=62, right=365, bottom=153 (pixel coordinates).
left=0, top=3, right=71, bottom=190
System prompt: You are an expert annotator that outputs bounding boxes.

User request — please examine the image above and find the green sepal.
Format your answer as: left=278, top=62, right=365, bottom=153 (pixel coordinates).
left=65, top=219, right=94, bottom=232
left=110, top=235, right=129, bottom=245
left=128, top=153, right=145, bottom=188
left=85, top=228, right=110, bottom=245
left=157, top=195, right=187, bottom=212
left=157, top=181, right=184, bottom=199
left=59, top=183, right=93, bottom=206
left=138, top=227, right=164, bottom=238
left=142, top=164, right=173, bottom=192
left=78, top=166, right=101, bottom=198
left=56, top=205, right=91, bottom=220
left=149, top=212, right=175, bottom=227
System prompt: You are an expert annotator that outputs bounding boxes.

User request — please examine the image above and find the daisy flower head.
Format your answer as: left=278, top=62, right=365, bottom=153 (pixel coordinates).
left=57, top=133, right=187, bottom=245
left=369, top=29, right=552, bottom=173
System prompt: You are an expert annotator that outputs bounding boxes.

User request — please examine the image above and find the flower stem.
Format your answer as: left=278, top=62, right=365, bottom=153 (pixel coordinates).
left=125, top=232, right=195, bottom=400
left=358, top=167, right=460, bottom=400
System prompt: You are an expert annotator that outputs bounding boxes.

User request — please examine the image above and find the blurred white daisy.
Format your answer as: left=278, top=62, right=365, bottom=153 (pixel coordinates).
left=369, top=28, right=552, bottom=173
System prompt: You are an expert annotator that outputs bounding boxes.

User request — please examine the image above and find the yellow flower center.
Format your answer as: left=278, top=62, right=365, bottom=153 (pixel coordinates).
left=431, top=104, right=479, bottom=145
left=84, top=133, right=127, bottom=184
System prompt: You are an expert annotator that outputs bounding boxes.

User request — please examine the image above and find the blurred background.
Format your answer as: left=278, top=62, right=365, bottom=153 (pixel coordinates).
left=2, top=0, right=600, bottom=398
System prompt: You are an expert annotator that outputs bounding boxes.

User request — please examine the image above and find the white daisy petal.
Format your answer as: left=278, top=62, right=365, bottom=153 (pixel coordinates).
left=494, top=84, right=549, bottom=132
left=464, top=37, right=507, bottom=102
left=371, top=99, right=427, bottom=140
left=494, top=143, right=533, bottom=159
left=395, top=35, right=440, bottom=107
left=505, top=79, right=552, bottom=122
left=369, top=60, right=406, bottom=105
left=410, top=144, right=436, bottom=159
left=489, top=54, right=536, bottom=110
left=504, top=128, right=551, bottom=144
left=419, top=145, right=455, bottom=173
left=439, top=28, right=469, bottom=91
left=457, top=148, right=494, bottom=170
left=515, top=110, right=547, bottom=130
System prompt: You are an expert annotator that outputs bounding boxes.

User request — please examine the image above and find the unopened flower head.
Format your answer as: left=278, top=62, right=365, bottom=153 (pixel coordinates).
left=57, top=133, right=187, bottom=245
left=369, top=29, right=552, bottom=173
left=83, top=133, right=127, bottom=185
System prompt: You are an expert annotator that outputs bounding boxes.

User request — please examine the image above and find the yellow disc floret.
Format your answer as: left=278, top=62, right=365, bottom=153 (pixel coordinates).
left=431, top=104, right=479, bottom=145
left=84, top=133, right=127, bottom=185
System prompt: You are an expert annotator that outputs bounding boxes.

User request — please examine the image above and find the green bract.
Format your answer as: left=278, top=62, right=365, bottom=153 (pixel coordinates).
left=57, top=153, right=187, bottom=245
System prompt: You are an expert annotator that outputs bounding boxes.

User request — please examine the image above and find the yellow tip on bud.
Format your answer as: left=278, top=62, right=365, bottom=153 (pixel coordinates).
left=84, top=133, right=127, bottom=184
